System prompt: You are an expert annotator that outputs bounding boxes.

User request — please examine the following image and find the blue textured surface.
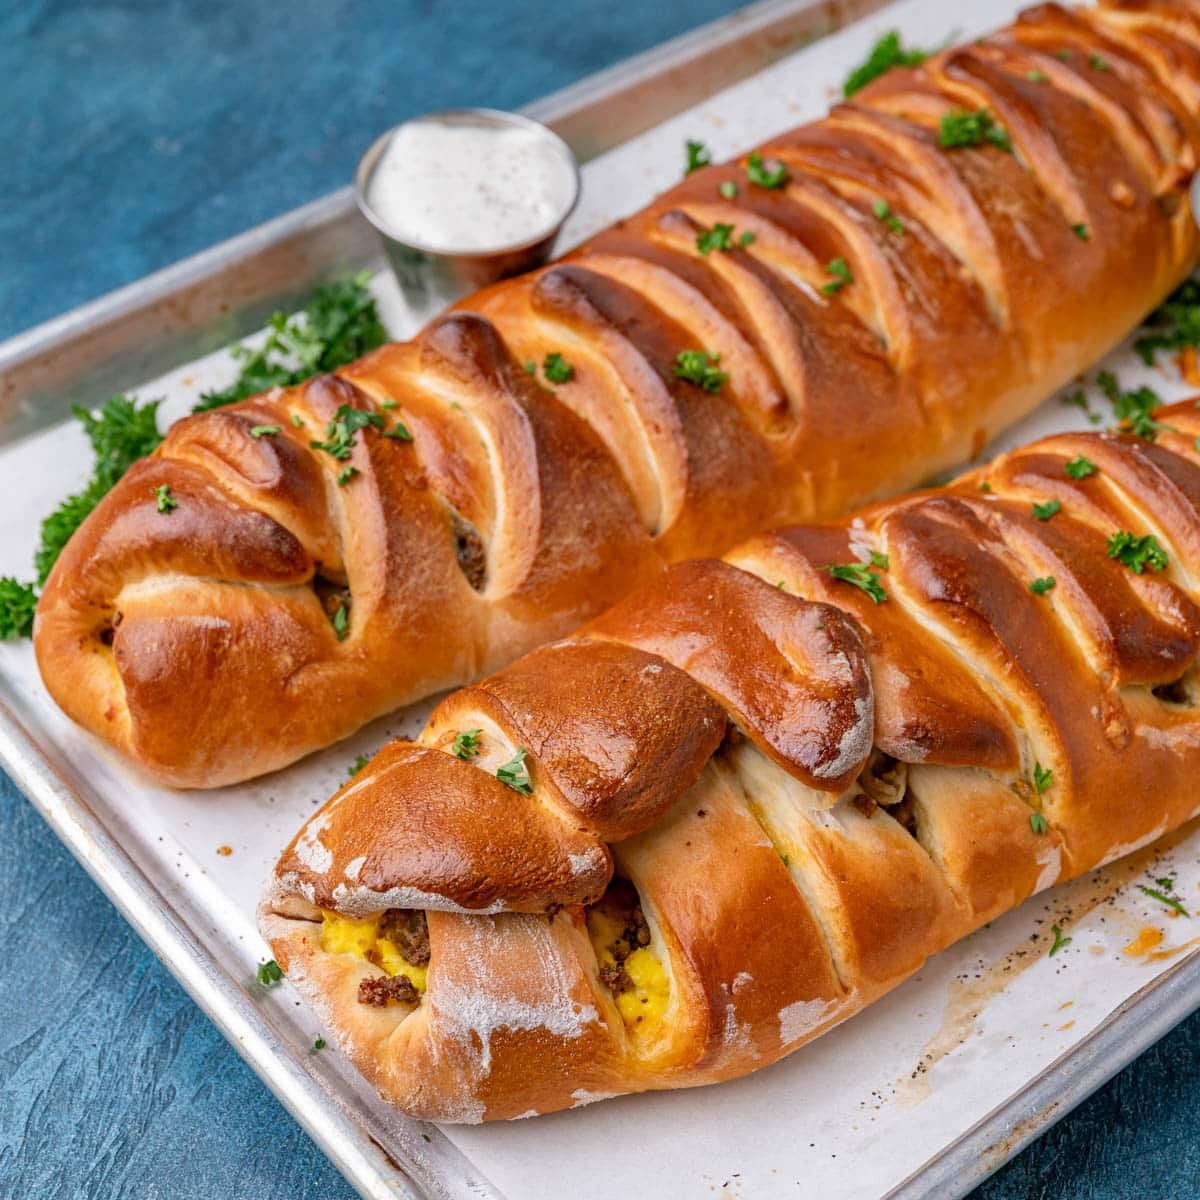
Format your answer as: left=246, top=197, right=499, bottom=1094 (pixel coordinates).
left=2, top=2, right=1198, bottom=1198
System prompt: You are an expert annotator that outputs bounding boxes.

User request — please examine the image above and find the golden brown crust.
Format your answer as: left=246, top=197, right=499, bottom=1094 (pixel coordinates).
left=265, top=399, right=1200, bottom=1122
left=36, top=1, right=1200, bottom=786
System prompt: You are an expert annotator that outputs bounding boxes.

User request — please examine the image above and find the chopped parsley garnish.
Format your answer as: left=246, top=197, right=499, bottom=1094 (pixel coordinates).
left=154, top=484, right=178, bottom=514
left=193, top=273, right=386, bottom=412
left=496, top=748, right=533, bottom=794
left=1097, top=371, right=1166, bottom=440
left=1055, top=49, right=1072, bottom=61
left=1032, top=499, right=1061, bottom=521
left=384, top=422, right=413, bottom=442
left=842, top=30, right=929, bottom=97
left=290, top=413, right=305, bottom=428
left=1089, top=54, right=1111, bottom=71
left=739, top=230, right=756, bottom=247
left=872, top=199, right=905, bottom=234
left=719, top=180, right=738, bottom=200
left=523, top=360, right=537, bottom=375
left=1048, top=924, right=1072, bottom=957
left=1027, top=69, right=1047, bottom=83
left=1064, top=455, right=1097, bottom=479
left=938, top=108, right=1012, bottom=152
left=685, top=139, right=712, bottom=175
left=696, top=223, right=736, bottom=255
left=869, top=550, right=889, bottom=569
left=257, top=959, right=284, bottom=986
left=542, top=352, right=575, bottom=383
left=332, top=602, right=350, bottom=642
left=1107, top=531, right=1169, bottom=574
left=745, top=152, right=789, bottom=189
left=452, top=729, right=483, bottom=760
left=0, top=578, right=38, bottom=641
left=674, top=349, right=729, bottom=393
left=1061, top=389, right=1101, bottom=425
left=250, top=424, right=281, bottom=438
left=1071, top=223, right=1090, bottom=241
left=313, top=1036, right=326, bottom=1051
left=821, top=257, right=854, bottom=296
left=310, top=404, right=384, bottom=461
left=336, top=465, right=358, bottom=486
left=821, top=561, right=887, bottom=603
left=348, top=754, right=370, bottom=777
left=1138, top=884, right=1190, bottom=918
left=1135, top=277, right=1200, bottom=365
left=1030, top=812, right=1049, bottom=835
left=1033, top=762, right=1053, bottom=794
left=380, top=399, right=399, bottom=410
left=1029, top=576, right=1056, bottom=596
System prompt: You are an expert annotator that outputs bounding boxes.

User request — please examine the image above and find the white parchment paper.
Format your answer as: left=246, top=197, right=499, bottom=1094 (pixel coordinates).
left=2, top=1, right=1199, bottom=1196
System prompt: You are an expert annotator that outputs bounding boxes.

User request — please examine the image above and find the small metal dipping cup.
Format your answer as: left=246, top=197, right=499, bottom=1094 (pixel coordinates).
left=354, top=108, right=580, bottom=319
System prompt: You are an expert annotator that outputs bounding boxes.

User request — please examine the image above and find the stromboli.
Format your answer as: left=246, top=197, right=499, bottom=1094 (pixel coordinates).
left=262, top=399, right=1200, bottom=1122
left=34, top=1, right=1200, bottom=787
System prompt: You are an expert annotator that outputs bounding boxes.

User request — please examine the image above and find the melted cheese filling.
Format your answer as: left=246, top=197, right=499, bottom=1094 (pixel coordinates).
left=319, top=909, right=428, bottom=995
left=586, top=906, right=670, bottom=1033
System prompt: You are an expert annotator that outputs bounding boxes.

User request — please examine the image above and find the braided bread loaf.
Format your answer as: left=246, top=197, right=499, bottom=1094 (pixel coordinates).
left=36, top=2, right=1200, bottom=787
left=262, top=399, right=1200, bottom=1121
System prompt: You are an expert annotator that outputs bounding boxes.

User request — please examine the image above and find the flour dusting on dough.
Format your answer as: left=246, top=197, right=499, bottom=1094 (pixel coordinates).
left=293, top=810, right=334, bottom=873
left=812, top=694, right=873, bottom=780
left=432, top=915, right=600, bottom=1073
left=778, top=997, right=835, bottom=1047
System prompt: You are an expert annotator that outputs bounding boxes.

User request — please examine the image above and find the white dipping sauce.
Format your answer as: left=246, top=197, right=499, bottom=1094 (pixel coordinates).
left=365, top=116, right=577, bottom=253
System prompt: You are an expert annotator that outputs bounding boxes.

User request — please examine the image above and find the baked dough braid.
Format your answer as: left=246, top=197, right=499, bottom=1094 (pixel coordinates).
left=36, top=1, right=1200, bottom=786
left=263, top=399, right=1200, bottom=1122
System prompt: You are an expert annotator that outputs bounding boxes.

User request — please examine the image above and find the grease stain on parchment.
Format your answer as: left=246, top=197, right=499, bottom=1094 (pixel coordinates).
left=896, top=817, right=1200, bottom=1105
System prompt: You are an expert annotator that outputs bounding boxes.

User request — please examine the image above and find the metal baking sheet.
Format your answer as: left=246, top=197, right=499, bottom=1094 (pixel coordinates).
left=2, top=1, right=1200, bottom=1197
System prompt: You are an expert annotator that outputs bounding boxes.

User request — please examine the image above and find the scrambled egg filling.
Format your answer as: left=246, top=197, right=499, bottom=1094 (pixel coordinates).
left=586, top=897, right=670, bottom=1034
left=319, top=909, right=428, bottom=995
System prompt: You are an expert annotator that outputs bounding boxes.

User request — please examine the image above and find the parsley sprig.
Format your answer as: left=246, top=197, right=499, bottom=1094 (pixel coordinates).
left=821, top=258, right=854, bottom=296
left=821, top=561, right=888, bottom=604
left=452, top=729, right=482, bottom=760
left=939, top=108, right=1013, bottom=152
left=872, top=199, right=905, bottom=235
left=0, top=578, right=38, bottom=640
left=745, top=152, right=789, bottom=189
left=496, top=748, right=533, bottom=794
left=257, top=960, right=284, bottom=987
left=1048, top=924, right=1072, bottom=957
left=1138, top=881, right=1190, bottom=918
left=1135, top=277, right=1200, bottom=365
left=542, top=353, right=575, bottom=384
left=697, top=223, right=736, bottom=255
left=842, top=31, right=929, bottom=97
left=193, top=273, right=386, bottom=413
left=310, top=405, right=384, bottom=462
left=674, top=350, right=729, bottom=393
left=1107, top=531, right=1169, bottom=574
left=1097, top=371, right=1168, bottom=441
left=684, top=140, right=712, bottom=175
